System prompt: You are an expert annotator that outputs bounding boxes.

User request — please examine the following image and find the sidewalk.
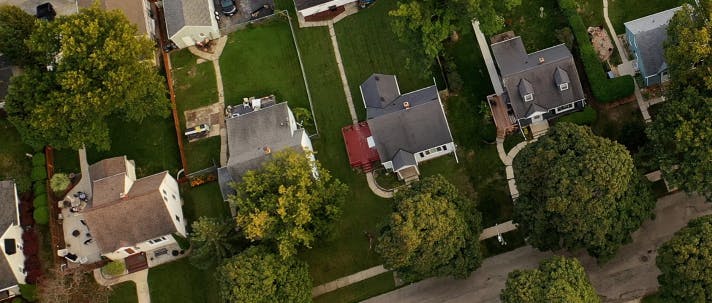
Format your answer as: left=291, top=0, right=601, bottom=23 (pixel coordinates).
left=94, top=269, right=151, bottom=303
left=328, top=22, right=358, bottom=124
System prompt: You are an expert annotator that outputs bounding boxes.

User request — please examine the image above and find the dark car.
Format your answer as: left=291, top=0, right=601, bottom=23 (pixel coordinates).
left=220, top=0, right=237, bottom=16
left=36, top=3, right=57, bottom=21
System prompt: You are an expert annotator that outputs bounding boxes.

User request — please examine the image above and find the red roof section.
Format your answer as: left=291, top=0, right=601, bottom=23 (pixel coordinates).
left=342, top=122, right=380, bottom=172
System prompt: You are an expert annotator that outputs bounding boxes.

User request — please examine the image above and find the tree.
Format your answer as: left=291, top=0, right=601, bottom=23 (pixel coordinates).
left=645, top=2, right=712, bottom=200
left=500, top=256, right=600, bottom=303
left=50, top=173, right=70, bottom=196
left=375, top=175, right=482, bottom=282
left=513, top=123, right=655, bottom=260
left=4, top=5, right=169, bottom=150
left=0, top=5, right=36, bottom=66
left=216, top=246, right=311, bottom=303
left=228, top=150, right=347, bottom=258
left=389, top=0, right=521, bottom=71
left=189, top=216, right=241, bottom=269
left=37, top=267, right=111, bottom=303
left=656, top=215, right=712, bottom=303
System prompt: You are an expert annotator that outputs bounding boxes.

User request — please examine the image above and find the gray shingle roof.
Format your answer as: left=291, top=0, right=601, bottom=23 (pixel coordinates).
left=164, top=0, right=214, bottom=37
left=294, top=0, right=339, bottom=10
left=491, top=37, right=585, bottom=118
left=365, top=82, right=453, bottom=171
left=360, top=74, right=400, bottom=111
left=0, top=181, right=20, bottom=291
left=624, top=7, right=681, bottom=77
left=392, top=150, right=416, bottom=171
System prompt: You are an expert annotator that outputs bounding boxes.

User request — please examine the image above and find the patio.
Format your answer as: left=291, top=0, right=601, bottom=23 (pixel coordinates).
left=183, top=103, right=224, bottom=142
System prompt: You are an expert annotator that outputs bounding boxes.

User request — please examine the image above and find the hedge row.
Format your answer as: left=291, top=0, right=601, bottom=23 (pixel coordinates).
left=559, top=0, right=635, bottom=103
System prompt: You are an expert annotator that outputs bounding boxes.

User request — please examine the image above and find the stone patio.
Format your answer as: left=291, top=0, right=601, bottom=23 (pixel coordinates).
left=184, top=102, right=224, bottom=142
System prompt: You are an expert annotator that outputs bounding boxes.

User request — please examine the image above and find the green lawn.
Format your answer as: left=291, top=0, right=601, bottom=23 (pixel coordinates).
left=148, top=258, right=221, bottom=303
left=608, top=0, right=689, bottom=34
left=314, top=272, right=396, bottom=303
left=334, top=0, right=432, bottom=121
left=181, top=182, right=231, bottom=224
left=219, top=18, right=310, bottom=112
left=501, top=0, right=569, bottom=51
left=0, top=118, right=33, bottom=192
left=109, top=281, right=138, bottom=303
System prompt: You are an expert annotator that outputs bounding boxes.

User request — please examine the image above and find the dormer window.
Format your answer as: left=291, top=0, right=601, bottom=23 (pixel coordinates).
left=559, top=83, right=569, bottom=91
left=518, top=79, right=534, bottom=102
left=523, top=93, right=534, bottom=102
left=554, top=67, right=570, bottom=92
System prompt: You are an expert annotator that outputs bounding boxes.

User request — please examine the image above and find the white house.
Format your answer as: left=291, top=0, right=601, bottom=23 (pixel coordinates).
left=163, top=0, right=221, bottom=49
left=294, top=0, right=356, bottom=22
left=360, top=74, right=456, bottom=181
left=217, top=97, right=314, bottom=201
left=78, top=157, right=186, bottom=266
left=0, top=181, right=25, bottom=300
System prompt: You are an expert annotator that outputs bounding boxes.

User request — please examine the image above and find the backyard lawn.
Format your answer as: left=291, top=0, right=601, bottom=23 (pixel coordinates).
left=109, top=282, right=138, bottom=303
left=0, top=118, right=33, bottom=192
left=608, top=0, right=690, bottom=33
left=501, top=0, right=569, bottom=51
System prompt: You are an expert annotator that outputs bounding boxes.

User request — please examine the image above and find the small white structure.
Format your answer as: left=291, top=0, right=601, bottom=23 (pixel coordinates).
left=0, top=181, right=25, bottom=299
left=163, top=0, right=221, bottom=49
left=295, top=0, right=356, bottom=21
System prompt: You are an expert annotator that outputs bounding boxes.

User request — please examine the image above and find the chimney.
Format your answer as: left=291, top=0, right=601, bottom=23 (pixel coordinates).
left=403, top=101, right=410, bottom=109
left=263, top=146, right=271, bottom=154
left=538, top=57, right=545, bottom=64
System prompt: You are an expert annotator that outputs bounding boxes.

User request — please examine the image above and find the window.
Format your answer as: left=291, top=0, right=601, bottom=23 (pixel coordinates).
left=524, top=93, right=534, bottom=102
left=555, top=103, right=574, bottom=114
left=442, top=145, right=448, bottom=151
left=162, top=189, right=167, bottom=194
left=559, top=83, right=569, bottom=91
left=171, top=194, right=176, bottom=200
left=175, top=215, right=180, bottom=222
left=424, top=150, right=431, bottom=156
left=163, top=195, right=167, bottom=202
left=148, top=237, right=164, bottom=245
left=436, top=147, right=442, bottom=152
left=419, top=152, right=425, bottom=157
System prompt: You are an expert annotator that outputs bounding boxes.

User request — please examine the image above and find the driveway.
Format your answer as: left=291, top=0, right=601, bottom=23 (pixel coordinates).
left=363, top=192, right=711, bottom=303
left=215, top=0, right=275, bottom=34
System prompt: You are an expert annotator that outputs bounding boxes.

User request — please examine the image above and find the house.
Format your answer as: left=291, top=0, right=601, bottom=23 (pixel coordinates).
left=217, top=97, right=314, bottom=201
left=294, top=0, right=356, bottom=22
left=359, top=74, right=455, bottom=181
left=99, top=0, right=156, bottom=39
left=489, top=35, right=586, bottom=130
left=0, top=181, right=25, bottom=300
left=163, top=0, right=221, bottom=49
left=72, top=156, right=186, bottom=266
left=624, top=6, right=681, bottom=86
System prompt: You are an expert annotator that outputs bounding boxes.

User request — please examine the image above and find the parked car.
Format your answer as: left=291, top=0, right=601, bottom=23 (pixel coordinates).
left=36, top=3, right=56, bottom=21
left=220, top=0, right=237, bottom=16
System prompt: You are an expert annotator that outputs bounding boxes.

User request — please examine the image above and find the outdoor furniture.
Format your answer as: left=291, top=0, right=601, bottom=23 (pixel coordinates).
left=72, top=230, right=80, bottom=237
left=80, top=219, right=87, bottom=226
left=77, top=192, right=88, bottom=201
left=83, top=238, right=92, bottom=245
left=56, top=248, right=69, bottom=257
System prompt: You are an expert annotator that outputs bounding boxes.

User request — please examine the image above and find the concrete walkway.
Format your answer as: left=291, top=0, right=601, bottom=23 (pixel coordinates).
left=603, top=0, right=628, bottom=63
left=496, top=138, right=528, bottom=199
left=94, top=269, right=151, bottom=303
left=328, top=22, right=358, bottom=124
left=212, top=60, right=228, bottom=166
left=366, top=172, right=394, bottom=198
left=313, top=265, right=389, bottom=297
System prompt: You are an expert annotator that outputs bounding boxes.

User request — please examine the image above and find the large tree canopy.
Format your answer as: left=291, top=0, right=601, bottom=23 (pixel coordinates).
left=0, top=5, right=36, bottom=66
left=189, top=217, right=242, bottom=270
left=228, top=150, right=347, bottom=258
left=513, top=123, right=655, bottom=260
left=216, top=246, right=311, bottom=303
left=500, top=256, right=600, bottom=303
left=646, top=2, right=712, bottom=200
left=376, top=175, right=482, bottom=282
left=5, top=5, right=169, bottom=150
left=389, top=0, right=521, bottom=70
left=656, top=215, right=712, bottom=303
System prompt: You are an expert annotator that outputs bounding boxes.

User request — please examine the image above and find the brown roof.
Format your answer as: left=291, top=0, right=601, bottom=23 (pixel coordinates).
left=83, top=172, right=175, bottom=253
left=103, top=0, right=149, bottom=35
left=91, top=173, right=126, bottom=207
left=89, top=156, right=128, bottom=181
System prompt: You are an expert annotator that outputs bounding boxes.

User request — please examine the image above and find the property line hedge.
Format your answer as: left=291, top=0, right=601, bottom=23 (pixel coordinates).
left=559, top=0, right=635, bottom=103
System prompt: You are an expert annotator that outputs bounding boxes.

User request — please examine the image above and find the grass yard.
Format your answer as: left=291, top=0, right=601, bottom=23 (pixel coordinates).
left=501, top=0, right=569, bottom=51
left=181, top=182, right=231, bottom=224
left=608, top=0, right=689, bottom=34
left=314, top=272, right=396, bottom=303
left=334, top=0, right=433, bottom=121
left=109, top=282, right=138, bottom=303
left=148, top=258, right=221, bottom=303
left=0, top=118, right=33, bottom=192
left=219, top=18, right=310, bottom=113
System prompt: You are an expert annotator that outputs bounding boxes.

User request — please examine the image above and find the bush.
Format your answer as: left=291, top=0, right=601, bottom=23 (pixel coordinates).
left=32, top=194, right=47, bottom=208
left=559, top=0, right=634, bottom=103
left=32, top=207, right=48, bottom=225
left=102, top=261, right=126, bottom=276
left=30, top=166, right=46, bottom=182
left=33, top=182, right=45, bottom=196
left=173, top=233, right=191, bottom=250
left=49, top=173, right=70, bottom=196
left=557, top=107, right=597, bottom=125
left=31, top=153, right=45, bottom=167
left=19, top=284, right=37, bottom=302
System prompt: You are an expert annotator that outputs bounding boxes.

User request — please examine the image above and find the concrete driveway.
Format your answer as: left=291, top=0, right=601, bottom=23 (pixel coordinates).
left=0, top=0, right=78, bottom=16
left=363, top=192, right=711, bottom=303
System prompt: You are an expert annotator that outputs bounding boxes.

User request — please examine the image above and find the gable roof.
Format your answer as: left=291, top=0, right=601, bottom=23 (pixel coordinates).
left=102, top=0, right=149, bottom=35
left=360, top=74, right=400, bottom=111
left=89, top=156, right=128, bottom=181
left=164, top=0, right=214, bottom=37
left=624, top=7, right=681, bottom=77
left=365, top=81, right=453, bottom=171
left=0, top=181, right=20, bottom=291
left=82, top=172, right=176, bottom=253
left=491, top=37, right=585, bottom=118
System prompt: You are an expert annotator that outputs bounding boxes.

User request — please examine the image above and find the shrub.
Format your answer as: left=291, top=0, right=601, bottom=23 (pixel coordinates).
left=102, top=261, right=126, bottom=276
left=32, top=194, right=47, bottom=208
left=31, top=153, right=45, bottom=167
left=49, top=173, right=70, bottom=196
left=559, top=0, right=634, bottom=103
left=19, top=284, right=37, bottom=302
left=33, top=182, right=45, bottom=196
left=30, top=167, right=46, bottom=182
left=557, top=107, right=597, bottom=125
left=32, top=207, right=49, bottom=225
left=173, top=233, right=191, bottom=250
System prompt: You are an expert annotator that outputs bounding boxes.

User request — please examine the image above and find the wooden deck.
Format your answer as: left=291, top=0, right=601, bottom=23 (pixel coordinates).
left=487, top=94, right=516, bottom=138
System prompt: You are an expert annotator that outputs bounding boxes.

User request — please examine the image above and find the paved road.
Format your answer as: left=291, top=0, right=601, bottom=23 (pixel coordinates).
left=363, top=192, right=711, bottom=303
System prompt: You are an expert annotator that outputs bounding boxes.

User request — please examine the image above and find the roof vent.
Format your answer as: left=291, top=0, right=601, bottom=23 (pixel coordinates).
left=403, top=101, right=410, bottom=109
left=538, top=57, right=545, bottom=64
left=263, top=146, right=271, bottom=154
left=375, top=76, right=380, bottom=81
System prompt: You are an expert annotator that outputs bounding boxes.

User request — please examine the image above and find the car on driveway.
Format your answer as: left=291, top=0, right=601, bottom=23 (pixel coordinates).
left=220, top=0, right=237, bottom=16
